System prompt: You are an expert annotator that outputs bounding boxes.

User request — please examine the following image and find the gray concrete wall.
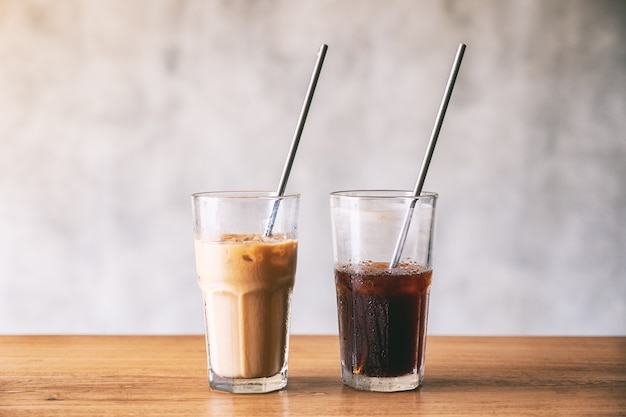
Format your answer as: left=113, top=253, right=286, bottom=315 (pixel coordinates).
left=1, top=0, right=624, bottom=335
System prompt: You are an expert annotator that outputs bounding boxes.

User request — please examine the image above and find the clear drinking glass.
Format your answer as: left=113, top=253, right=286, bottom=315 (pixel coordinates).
left=330, top=190, right=437, bottom=392
left=192, top=191, right=299, bottom=393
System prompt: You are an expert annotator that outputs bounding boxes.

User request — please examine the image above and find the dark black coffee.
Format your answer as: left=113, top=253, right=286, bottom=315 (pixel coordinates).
left=335, top=261, right=432, bottom=378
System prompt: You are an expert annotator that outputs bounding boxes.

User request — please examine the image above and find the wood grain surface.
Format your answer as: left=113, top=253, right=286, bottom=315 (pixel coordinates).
left=1, top=335, right=625, bottom=416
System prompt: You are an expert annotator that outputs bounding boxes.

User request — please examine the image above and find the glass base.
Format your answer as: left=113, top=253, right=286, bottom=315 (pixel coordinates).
left=341, top=367, right=423, bottom=392
left=209, top=368, right=288, bottom=394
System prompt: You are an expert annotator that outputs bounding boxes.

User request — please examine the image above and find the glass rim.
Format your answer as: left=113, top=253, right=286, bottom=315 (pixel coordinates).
left=329, top=190, right=438, bottom=199
left=191, top=190, right=300, bottom=200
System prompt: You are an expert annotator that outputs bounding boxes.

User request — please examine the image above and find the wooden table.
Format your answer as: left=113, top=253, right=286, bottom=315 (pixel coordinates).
left=1, top=335, right=625, bottom=416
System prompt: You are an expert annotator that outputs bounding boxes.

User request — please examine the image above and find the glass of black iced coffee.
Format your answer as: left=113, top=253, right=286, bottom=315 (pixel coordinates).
left=330, top=190, right=438, bottom=392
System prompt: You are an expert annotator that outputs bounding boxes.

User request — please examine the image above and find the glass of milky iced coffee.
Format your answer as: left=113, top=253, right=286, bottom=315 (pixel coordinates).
left=330, top=190, right=437, bottom=392
left=192, top=191, right=299, bottom=394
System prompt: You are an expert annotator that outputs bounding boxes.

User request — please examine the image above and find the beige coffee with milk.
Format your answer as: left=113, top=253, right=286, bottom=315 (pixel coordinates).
left=195, top=233, right=297, bottom=378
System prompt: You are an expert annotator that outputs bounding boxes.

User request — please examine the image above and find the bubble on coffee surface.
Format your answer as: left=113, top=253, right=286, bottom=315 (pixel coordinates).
left=218, top=233, right=290, bottom=243
left=338, top=260, right=430, bottom=276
